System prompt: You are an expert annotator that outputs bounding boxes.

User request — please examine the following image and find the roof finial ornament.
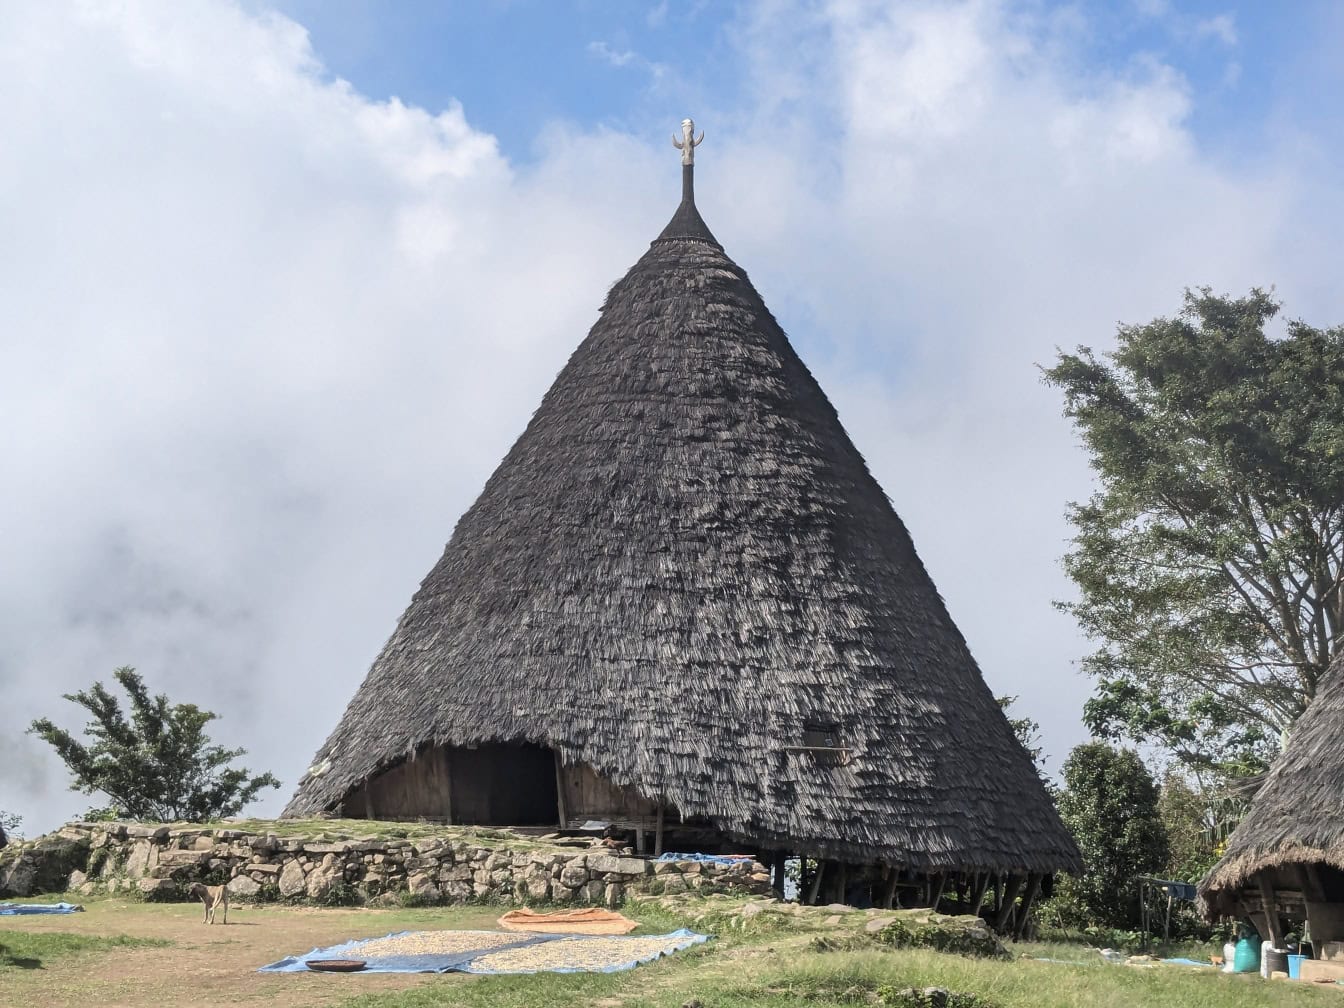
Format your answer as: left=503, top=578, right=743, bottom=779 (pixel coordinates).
left=673, top=118, right=704, bottom=166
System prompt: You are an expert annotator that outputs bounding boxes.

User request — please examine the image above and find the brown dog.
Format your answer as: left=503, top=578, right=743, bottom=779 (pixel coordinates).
left=188, top=882, right=228, bottom=924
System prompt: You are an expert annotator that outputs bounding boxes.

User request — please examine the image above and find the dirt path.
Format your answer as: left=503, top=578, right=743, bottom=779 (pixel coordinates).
left=0, top=899, right=504, bottom=1008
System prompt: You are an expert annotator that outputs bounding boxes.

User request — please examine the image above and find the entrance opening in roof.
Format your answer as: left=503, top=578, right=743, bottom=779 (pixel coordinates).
left=342, top=743, right=559, bottom=826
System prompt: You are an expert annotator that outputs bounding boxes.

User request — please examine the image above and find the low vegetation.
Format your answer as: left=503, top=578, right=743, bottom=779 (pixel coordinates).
left=0, top=930, right=168, bottom=971
left=1, top=892, right=1335, bottom=1008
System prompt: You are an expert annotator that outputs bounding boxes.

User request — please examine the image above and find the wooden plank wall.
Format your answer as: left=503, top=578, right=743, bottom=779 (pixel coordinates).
left=559, top=762, right=657, bottom=822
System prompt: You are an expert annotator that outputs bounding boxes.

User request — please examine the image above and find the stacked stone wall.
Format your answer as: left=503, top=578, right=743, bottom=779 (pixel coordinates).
left=0, top=822, right=772, bottom=907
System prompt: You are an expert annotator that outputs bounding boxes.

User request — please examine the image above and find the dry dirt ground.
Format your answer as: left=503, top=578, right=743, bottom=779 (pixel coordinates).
left=0, top=898, right=506, bottom=1008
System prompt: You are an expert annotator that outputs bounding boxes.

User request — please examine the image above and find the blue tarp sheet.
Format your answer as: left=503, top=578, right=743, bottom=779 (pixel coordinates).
left=458, top=928, right=709, bottom=975
left=259, top=928, right=710, bottom=975
left=654, top=852, right=753, bottom=865
left=0, top=902, right=84, bottom=915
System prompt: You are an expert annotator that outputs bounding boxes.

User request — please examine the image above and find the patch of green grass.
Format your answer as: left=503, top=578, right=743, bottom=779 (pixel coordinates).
left=0, top=931, right=169, bottom=971
left=331, top=930, right=1339, bottom=1008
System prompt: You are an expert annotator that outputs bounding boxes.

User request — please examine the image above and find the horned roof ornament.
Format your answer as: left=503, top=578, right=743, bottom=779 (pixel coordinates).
left=673, top=117, right=704, bottom=166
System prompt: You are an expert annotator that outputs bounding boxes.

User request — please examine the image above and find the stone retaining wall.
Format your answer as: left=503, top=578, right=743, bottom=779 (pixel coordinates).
left=0, top=822, right=773, bottom=907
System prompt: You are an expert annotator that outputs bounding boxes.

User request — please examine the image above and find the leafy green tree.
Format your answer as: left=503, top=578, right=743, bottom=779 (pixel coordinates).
left=0, top=809, right=19, bottom=845
left=29, top=666, right=280, bottom=822
left=1056, top=742, right=1168, bottom=929
left=1044, top=289, right=1344, bottom=776
left=1156, top=772, right=1218, bottom=883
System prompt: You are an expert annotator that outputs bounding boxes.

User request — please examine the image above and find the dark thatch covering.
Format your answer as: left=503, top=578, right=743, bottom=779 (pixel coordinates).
left=1200, top=654, right=1344, bottom=915
left=284, top=165, right=1081, bottom=876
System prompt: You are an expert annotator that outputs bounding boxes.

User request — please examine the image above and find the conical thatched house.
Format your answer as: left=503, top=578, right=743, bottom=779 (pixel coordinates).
left=286, top=123, right=1080, bottom=912
left=1200, top=655, right=1344, bottom=951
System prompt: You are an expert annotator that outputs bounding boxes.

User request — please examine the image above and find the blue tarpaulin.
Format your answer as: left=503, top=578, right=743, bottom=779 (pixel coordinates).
left=259, top=928, right=710, bottom=975
left=654, top=852, right=753, bottom=866
left=457, top=929, right=710, bottom=975
left=0, top=902, right=84, bottom=915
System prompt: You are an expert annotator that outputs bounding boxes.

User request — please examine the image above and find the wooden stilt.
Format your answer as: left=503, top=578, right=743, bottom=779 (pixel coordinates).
left=772, top=853, right=787, bottom=897
left=994, top=874, right=1022, bottom=933
left=1258, top=874, right=1284, bottom=948
left=992, top=874, right=1003, bottom=915
left=836, top=861, right=847, bottom=905
left=882, top=867, right=899, bottom=910
left=970, top=872, right=991, bottom=917
left=443, top=749, right=454, bottom=826
left=654, top=802, right=665, bottom=857
left=806, top=858, right=826, bottom=906
left=553, top=751, right=567, bottom=830
left=1013, top=874, right=1043, bottom=941
left=928, top=873, right=947, bottom=912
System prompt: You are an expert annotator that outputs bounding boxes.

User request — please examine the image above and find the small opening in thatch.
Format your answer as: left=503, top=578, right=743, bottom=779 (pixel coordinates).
left=803, top=723, right=840, bottom=749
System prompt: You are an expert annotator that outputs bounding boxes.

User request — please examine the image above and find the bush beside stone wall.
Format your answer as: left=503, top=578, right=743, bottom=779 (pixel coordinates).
left=0, top=822, right=773, bottom=907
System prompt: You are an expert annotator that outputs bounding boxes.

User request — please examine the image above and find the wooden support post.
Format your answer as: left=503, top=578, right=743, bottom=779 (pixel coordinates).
left=1258, top=874, right=1284, bottom=948
left=806, top=858, right=826, bottom=906
left=1014, top=874, right=1043, bottom=941
left=654, top=802, right=665, bottom=857
left=836, top=861, right=847, bottom=905
left=443, top=748, right=453, bottom=826
left=635, top=828, right=645, bottom=855
left=1164, top=886, right=1174, bottom=943
left=993, top=874, right=1003, bottom=915
left=772, top=853, right=787, bottom=898
left=553, top=751, right=567, bottom=830
left=928, top=873, right=947, bottom=912
left=1296, top=864, right=1326, bottom=902
left=882, top=868, right=899, bottom=910
left=970, top=872, right=991, bottom=917
left=994, top=874, right=1022, bottom=933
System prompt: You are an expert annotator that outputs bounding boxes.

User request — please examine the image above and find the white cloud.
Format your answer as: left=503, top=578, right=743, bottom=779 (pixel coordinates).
left=586, top=39, right=666, bottom=80
left=1194, top=14, right=1238, bottom=46
left=3, top=0, right=1341, bottom=832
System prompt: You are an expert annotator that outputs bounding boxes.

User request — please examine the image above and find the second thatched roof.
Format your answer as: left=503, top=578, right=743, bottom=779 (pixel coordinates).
left=1200, top=654, right=1344, bottom=914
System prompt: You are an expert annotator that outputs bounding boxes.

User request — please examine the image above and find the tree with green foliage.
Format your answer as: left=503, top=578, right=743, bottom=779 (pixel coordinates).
left=1056, top=742, right=1168, bottom=929
left=29, top=666, right=280, bottom=823
left=1044, top=289, right=1344, bottom=778
left=0, top=809, right=18, bottom=847
left=1155, top=772, right=1218, bottom=883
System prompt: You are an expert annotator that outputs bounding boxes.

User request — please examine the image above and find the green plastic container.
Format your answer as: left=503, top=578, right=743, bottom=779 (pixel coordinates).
left=1232, top=934, right=1261, bottom=973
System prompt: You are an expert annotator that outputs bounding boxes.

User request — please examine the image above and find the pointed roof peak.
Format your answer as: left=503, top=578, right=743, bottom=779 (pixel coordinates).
left=656, top=117, right=720, bottom=247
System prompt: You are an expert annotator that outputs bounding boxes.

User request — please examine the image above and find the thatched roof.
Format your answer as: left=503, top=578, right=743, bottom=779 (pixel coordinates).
left=1200, top=654, right=1344, bottom=914
left=284, top=160, right=1081, bottom=876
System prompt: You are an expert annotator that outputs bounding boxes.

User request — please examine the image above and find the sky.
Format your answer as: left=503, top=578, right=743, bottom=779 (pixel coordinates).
left=4, top=0, right=1344, bottom=835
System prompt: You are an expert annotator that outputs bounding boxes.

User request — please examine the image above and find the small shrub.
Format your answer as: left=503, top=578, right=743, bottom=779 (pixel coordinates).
left=316, top=882, right=362, bottom=907
left=812, top=918, right=1009, bottom=960
left=253, top=882, right=281, bottom=904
